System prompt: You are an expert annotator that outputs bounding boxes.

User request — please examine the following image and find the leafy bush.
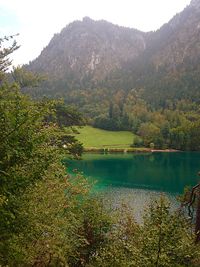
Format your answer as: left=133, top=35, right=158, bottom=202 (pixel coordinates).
left=89, top=198, right=199, bottom=267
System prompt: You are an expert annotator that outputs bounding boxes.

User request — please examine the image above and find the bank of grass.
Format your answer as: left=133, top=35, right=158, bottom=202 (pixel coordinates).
left=70, top=126, right=147, bottom=152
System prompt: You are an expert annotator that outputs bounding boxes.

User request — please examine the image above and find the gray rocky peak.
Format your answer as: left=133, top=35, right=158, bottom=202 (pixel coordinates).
left=190, top=0, right=200, bottom=8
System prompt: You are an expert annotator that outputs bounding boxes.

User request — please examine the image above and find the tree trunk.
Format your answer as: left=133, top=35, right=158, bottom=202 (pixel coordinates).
left=195, top=189, right=200, bottom=243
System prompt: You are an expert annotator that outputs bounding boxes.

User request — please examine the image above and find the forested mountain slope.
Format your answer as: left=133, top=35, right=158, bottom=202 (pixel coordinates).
left=22, top=0, right=200, bottom=150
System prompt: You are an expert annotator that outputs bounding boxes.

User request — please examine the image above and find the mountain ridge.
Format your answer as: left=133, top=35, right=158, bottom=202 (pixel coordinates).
left=26, top=0, right=200, bottom=108
left=28, top=17, right=147, bottom=85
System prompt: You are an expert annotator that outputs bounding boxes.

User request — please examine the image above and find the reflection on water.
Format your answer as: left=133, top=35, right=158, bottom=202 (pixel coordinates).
left=66, top=152, right=200, bottom=194
left=65, top=152, right=200, bottom=218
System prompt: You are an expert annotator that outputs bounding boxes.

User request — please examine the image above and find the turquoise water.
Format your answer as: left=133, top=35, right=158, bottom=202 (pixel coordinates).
left=66, top=152, right=200, bottom=194
left=65, top=152, right=200, bottom=220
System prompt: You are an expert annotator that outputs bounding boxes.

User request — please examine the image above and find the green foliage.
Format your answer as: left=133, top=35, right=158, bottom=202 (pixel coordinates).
left=0, top=38, right=85, bottom=265
left=0, top=83, right=81, bottom=195
left=0, top=83, right=84, bottom=263
left=141, top=198, right=197, bottom=267
left=53, top=86, right=200, bottom=151
left=138, top=122, right=162, bottom=148
left=89, top=198, right=199, bottom=267
left=1, top=170, right=114, bottom=266
left=0, top=35, right=19, bottom=80
left=12, top=66, right=46, bottom=88
left=93, top=116, right=121, bottom=131
left=67, top=195, right=113, bottom=267
left=131, top=135, right=144, bottom=148
left=54, top=102, right=84, bottom=128
left=25, top=73, right=200, bottom=151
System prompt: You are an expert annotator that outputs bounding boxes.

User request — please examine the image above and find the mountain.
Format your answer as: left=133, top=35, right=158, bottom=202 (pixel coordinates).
left=27, top=17, right=147, bottom=91
left=104, top=0, right=200, bottom=106
left=146, top=0, right=200, bottom=71
left=26, top=0, right=200, bottom=107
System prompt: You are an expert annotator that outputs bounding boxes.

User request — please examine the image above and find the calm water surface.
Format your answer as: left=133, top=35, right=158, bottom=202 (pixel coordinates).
left=65, top=152, right=200, bottom=220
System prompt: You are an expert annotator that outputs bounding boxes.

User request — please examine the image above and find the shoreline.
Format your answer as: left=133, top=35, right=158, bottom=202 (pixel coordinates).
left=83, top=147, right=180, bottom=153
left=151, top=149, right=180, bottom=153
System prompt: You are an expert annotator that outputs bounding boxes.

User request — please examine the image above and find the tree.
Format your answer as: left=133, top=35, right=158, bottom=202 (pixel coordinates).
left=0, top=35, right=19, bottom=81
left=132, top=135, right=144, bottom=147
left=54, top=102, right=84, bottom=128
left=141, top=198, right=197, bottom=267
left=90, top=198, right=199, bottom=267
left=12, top=66, right=45, bottom=88
left=138, top=122, right=162, bottom=148
left=0, top=37, right=84, bottom=265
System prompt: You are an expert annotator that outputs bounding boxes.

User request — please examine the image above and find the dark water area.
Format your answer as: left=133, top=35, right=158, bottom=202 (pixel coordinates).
left=66, top=152, right=200, bottom=194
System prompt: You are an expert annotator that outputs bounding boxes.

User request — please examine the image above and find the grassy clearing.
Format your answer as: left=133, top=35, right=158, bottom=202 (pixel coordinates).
left=71, top=125, right=135, bottom=149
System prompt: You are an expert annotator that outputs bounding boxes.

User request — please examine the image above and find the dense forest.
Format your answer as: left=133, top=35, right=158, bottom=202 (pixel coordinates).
left=1, top=35, right=200, bottom=266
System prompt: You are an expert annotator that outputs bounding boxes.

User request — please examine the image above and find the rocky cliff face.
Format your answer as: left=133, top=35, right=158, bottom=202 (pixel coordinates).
left=28, top=17, right=146, bottom=85
left=147, top=0, right=200, bottom=71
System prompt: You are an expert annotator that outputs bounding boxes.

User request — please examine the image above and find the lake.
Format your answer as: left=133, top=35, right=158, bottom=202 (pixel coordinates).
left=65, top=152, right=200, bottom=220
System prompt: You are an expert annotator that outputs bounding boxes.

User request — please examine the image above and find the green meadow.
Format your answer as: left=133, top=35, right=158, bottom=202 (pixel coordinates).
left=72, top=125, right=135, bottom=149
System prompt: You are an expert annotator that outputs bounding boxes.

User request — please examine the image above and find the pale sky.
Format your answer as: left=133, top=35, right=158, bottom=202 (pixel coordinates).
left=0, top=0, right=191, bottom=66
